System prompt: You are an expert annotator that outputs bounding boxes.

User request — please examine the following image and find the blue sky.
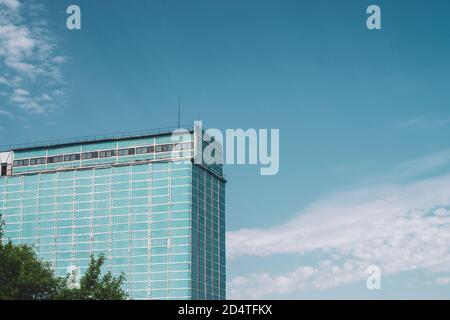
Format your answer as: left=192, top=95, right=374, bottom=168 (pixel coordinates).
left=2, top=0, right=450, bottom=299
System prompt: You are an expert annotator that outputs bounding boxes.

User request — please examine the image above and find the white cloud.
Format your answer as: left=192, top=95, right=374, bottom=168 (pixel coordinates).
left=0, top=0, right=66, bottom=115
left=0, top=109, right=14, bottom=118
left=52, top=56, right=65, bottom=64
left=13, top=88, right=29, bottom=96
left=8, top=87, right=47, bottom=114
left=41, top=93, right=52, bottom=101
left=391, top=149, right=450, bottom=178
left=0, top=76, right=10, bottom=85
left=395, top=116, right=450, bottom=130
left=0, top=0, right=20, bottom=10
left=0, top=23, right=37, bottom=76
left=227, top=172, right=450, bottom=298
left=229, top=267, right=318, bottom=299
left=435, top=277, right=450, bottom=286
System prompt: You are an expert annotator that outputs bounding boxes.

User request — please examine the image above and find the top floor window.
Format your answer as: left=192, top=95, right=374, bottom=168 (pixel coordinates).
left=30, top=157, right=46, bottom=165
left=47, top=155, right=64, bottom=164
left=118, top=148, right=136, bottom=156
left=82, top=151, right=99, bottom=160
left=162, top=144, right=173, bottom=152
left=11, top=141, right=190, bottom=169
left=136, top=147, right=153, bottom=154
left=99, top=150, right=116, bottom=158
left=64, top=154, right=81, bottom=162
left=13, top=159, right=30, bottom=167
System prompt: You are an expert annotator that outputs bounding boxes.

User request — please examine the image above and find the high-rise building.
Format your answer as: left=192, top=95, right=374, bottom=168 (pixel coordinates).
left=0, top=125, right=226, bottom=300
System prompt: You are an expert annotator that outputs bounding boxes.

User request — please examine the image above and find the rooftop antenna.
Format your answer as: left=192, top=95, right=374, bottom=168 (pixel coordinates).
left=177, top=96, right=181, bottom=129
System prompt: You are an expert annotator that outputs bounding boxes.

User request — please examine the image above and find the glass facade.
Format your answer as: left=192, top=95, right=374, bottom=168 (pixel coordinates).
left=0, top=129, right=226, bottom=300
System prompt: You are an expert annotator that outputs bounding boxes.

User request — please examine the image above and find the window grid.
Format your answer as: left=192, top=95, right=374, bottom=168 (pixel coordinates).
left=1, top=157, right=224, bottom=300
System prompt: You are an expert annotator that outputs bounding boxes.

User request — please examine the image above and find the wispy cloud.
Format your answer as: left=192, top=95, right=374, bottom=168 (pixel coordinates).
left=0, top=0, right=20, bottom=11
left=435, top=277, right=450, bottom=286
left=395, top=116, right=450, bottom=130
left=0, top=76, right=10, bottom=85
left=227, top=165, right=450, bottom=298
left=0, top=109, right=14, bottom=118
left=0, top=0, right=66, bottom=116
left=392, top=149, right=450, bottom=178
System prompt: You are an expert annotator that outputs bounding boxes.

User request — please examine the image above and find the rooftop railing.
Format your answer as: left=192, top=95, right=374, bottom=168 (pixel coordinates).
left=0, top=124, right=193, bottom=152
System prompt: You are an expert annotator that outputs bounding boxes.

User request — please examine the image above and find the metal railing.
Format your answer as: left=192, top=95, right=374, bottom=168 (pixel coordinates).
left=0, top=124, right=194, bottom=152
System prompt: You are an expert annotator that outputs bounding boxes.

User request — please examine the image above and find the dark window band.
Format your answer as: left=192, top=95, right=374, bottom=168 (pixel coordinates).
left=12, top=142, right=193, bottom=168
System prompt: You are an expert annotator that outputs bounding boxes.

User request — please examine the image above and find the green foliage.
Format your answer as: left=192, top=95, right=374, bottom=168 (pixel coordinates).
left=56, top=254, right=128, bottom=300
left=0, top=241, right=64, bottom=300
left=0, top=214, right=4, bottom=243
left=0, top=214, right=128, bottom=300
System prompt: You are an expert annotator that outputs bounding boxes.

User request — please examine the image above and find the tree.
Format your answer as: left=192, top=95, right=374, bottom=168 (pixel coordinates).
left=0, top=213, right=4, bottom=244
left=0, top=215, right=64, bottom=300
left=56, top=254, right=128, bottom=300
left=0, top=215, right=128, bottom=300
